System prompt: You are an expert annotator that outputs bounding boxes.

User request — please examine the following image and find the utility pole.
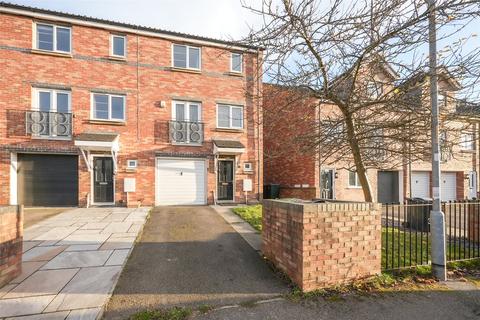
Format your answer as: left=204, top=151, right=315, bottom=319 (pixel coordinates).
left=427, top=0, right=447, bottom=281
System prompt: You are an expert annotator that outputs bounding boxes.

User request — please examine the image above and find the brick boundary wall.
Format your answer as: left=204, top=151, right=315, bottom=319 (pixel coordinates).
left=279, top=187, right=318, bottom=200
left=0, top=205, right=23, bottom=288
left=262, top=200, right=381, bottom=292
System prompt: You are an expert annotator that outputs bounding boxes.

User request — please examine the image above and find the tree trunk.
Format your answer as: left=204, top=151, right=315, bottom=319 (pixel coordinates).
left=344, top=113, right=374, bottom=202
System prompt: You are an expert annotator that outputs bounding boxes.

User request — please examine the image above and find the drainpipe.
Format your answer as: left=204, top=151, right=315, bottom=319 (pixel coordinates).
left=256, top=48, right=262, bottom=202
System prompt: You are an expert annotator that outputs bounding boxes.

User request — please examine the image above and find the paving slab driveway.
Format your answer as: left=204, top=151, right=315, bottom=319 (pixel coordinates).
left=0, top=207, right=150, bottom=320
left=104, top=206, right=288, bottom=319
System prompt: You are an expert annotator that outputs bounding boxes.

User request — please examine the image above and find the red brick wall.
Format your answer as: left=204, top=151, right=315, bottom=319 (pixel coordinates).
left=279, top=187, right=318, bottom=200
left=0, top=205, right=23, bottom=288
left=0, top=12, right=262, bottom=206
left=262, top=200, right=381, bottom=291
left=263, top=85, right=319, bottom=191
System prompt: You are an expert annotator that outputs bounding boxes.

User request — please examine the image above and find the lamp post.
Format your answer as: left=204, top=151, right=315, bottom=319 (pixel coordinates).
left=426, top=0, right=447, bottom=281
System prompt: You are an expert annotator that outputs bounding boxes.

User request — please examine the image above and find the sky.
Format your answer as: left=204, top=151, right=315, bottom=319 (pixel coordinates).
left=5, top=0, right=262, bottom=41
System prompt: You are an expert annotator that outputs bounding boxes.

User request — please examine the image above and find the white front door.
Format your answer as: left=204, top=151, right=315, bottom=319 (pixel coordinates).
left=468, top=171, right=477, bottom=199
left=441, top=172, right=457, bottom=201
left=155, top=158, right=206, bottom=205
left=411, top=171, right=430, bottom=199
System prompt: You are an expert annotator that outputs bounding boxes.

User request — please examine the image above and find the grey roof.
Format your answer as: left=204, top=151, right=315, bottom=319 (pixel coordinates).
left=213, top=139, right=245, bottom=149
left=0, top=2, right=260, bottom=50
left=75, top=133, right=118, bottom=142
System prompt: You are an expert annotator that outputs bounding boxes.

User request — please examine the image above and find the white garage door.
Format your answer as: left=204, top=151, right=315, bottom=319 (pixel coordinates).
left=411, top=171, right=430, bottom=199
left=441, top=172, right=457, bottom=201
left=155, top=158, right=206, bottom=205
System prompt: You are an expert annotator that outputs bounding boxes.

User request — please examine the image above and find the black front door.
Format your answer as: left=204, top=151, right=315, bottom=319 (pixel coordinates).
left=218, top=160, right=234, bottom=201
left=320, top=169, right=334, bottom=199
left=377, top=171, right=399, bottom=203
left=94, top=157, right=114, bottom=203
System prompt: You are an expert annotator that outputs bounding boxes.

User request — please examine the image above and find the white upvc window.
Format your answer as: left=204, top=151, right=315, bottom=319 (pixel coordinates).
left=460, top=132, right=474, bottom=150
left=32, top=88, right=71, bottom=113
left=172, top=100, right=202, bottom=122
left=172, top=44, right=201, bottom=70
left=231, top=52, right=243, bottom=73
left=110, top=34, right=126, bottom=58
left=91, top=93, right=126, bottom=121
left=34, top=23, right=71, bottom=53
left=217, top=104, right=244, bottom=129
left=348, top=171, right=362, bottom=188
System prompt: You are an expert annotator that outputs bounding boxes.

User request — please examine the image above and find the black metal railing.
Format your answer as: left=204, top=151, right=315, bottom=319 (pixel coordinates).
left=382, top=200, right=480, bottom=270
left=25, top=110, right=72, bottom=139
left=169, top=120, right=204, bottom=144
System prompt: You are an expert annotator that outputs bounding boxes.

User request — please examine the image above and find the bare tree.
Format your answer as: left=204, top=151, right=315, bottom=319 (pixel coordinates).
left=243, top=0, right=480, bottom=201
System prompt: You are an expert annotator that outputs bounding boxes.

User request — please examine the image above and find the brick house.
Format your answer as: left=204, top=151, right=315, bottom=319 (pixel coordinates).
left=0, top=2, right=263, bottom=207
left=263, top=68, right=479, bottom=203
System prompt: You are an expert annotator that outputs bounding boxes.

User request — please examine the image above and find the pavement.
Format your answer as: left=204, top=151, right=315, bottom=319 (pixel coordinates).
left=194, top=287, right=480, bottom=320
left=0, top=207, right=150, bottom=320
left=103, top=206, right=288, bottom=320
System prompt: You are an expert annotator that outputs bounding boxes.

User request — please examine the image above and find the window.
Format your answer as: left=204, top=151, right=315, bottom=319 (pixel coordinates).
left=438, top=92, right=447, bottom=108
left=231, top=52, right=242, bottom=73
left=33, top=88, right=71, bottom=113
left=91, top=93, right=126, bottom=121
left=217, top=104, right=243, bottom=129
left=348, top=171, right=362, bottom=187
left=111, top=34, right=126, bottom=58
left=243, top=162, right=253, bottom=172
left=35, top=23, right=71, bottom=53
left=172, top=44, right=201, bottom=70
left=366, top=81, right=383, bottom=99
left=172, top=101, right=201, bottom=122
left=460, top=132, right=474, bottom=150
left=127, top=159, right=138, bottom=169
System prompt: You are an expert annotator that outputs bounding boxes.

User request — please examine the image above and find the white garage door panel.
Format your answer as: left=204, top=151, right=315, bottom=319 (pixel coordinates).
left=441, top=172, right=457, bottom=201
left=411, top=172, right=430, bottom=199
left=156, top=159, right=206, bottom=205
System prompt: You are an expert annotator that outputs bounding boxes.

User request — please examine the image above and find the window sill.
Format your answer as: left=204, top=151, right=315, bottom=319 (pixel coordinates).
left=460, top=149, right=476, bottom=153
left=171, top=142, right=203, bottom=147
left=31, top=135, right=72, bottom=141
left=88, top=119, right=126, bottom=126
left=215, top=128, right=244, bottom=133
left=226, top=71, right=244, bottom=77
left=169, top=67, right=202, bottom=74
left=31, top=49, right=72, bottom=58
left=347, top=186, right=362, bottom=189
left=108, top=56, right=127, bottom=62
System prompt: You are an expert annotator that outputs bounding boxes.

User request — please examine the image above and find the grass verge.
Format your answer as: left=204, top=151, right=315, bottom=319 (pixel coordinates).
left=231, top=205, right=262, bottom=232
left=129, top=307, right=191, bottom=320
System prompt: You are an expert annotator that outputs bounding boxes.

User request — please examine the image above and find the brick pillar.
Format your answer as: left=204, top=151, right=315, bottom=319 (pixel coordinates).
left=0, top=205, right=23, bottom=288
left=263, top=200, right=382, bottom=292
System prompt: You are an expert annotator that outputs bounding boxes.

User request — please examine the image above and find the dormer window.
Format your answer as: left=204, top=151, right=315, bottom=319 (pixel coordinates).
left=366, top=81, right=383, bottom=99
left=35, top=23, right=71, bottom=53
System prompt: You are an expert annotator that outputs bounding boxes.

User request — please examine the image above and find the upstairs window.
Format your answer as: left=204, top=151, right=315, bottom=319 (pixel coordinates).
left=91, top=93, right=126, bottom=121
left=173, top=44, right=201, bottom=70
left=33, top=88, right=71, bottom=113
left=217, top=104, right=243, bottom=129
left=231, top=52, right=243, bottom=73
left=35, top=23, right=71, bottom=53
left=348, top=171, right=362, bottom=187
left=460, top=132, right=474, bottom=150
left=366, top=81, right=383, bottom=99
left=111, top=34, right=126, bottom=58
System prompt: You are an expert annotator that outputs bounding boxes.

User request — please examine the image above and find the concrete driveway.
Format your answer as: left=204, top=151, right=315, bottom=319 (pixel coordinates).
left=104, top=206, right=288, bottom=319
left=23, top=207, right=71, bottom=228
